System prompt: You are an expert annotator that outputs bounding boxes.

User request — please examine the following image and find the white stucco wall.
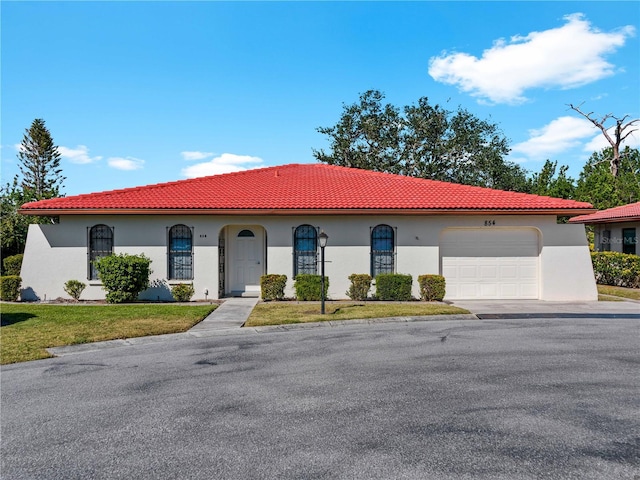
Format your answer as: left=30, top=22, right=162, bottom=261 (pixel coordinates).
left=538, top=223, right=598, bottom=301
left=593, top=222, right=640, bottom=255
left=20, top=213, right=597, bottom=302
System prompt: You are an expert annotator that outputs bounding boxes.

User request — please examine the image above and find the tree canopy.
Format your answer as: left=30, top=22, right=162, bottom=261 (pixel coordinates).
left=526, top=160, right=576, bottom=200
left=313, top=90, right=527, bottom=191
left=575, top=146, right=640, bottom=210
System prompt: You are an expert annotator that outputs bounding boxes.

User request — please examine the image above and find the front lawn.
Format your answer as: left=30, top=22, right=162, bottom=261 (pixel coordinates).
left=0, top=303, right=216, bottom=364
left=245, top=301, right=469, bottom=327
left=597, top=285, right=640, bottom=301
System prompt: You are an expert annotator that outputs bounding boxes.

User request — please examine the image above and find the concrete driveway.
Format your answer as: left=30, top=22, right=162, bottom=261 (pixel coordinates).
left=2, top=316, right=639, bottom=479
left=452, top=299, right=640, bottom=317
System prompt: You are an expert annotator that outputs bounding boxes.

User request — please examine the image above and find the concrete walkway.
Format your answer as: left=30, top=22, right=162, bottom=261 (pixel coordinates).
left=188, top=297, right=260, bottom=334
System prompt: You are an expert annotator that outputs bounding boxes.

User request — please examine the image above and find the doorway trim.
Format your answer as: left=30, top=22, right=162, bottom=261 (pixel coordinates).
left=219, top=225, right=266, bottom=297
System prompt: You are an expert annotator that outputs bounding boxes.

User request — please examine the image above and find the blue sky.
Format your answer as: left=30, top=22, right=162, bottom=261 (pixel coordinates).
left=2, top=1, right=639, bottom=196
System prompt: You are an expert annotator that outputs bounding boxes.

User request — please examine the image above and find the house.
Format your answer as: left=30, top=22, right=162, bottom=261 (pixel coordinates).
left=19, top=163, right=598, bottom=302
left=569, top=201, right=640, bottom=255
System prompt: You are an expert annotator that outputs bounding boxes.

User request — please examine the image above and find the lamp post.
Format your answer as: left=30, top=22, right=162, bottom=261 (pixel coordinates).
left=319, top=231, right=328, bottom=314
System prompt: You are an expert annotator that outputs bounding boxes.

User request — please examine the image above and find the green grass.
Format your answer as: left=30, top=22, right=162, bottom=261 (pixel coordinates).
left=245, top=301, right=469, bottom=327
left=598, top=294, right=625, bottom=302
left=0, top=303, right=216, bottom=364
left=597, top=284, right=640, bottom=301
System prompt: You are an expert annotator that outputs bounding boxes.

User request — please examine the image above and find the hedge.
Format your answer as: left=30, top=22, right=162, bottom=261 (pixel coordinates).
left=2, top=254, right=23, bottom=276
left=418, top=274, right=446, bottom=301
left=95, top=254, right=152, bottom=303
left=346, top=274, right=372, bottom=301
left=260, top=274, right=287, bottom=301
left=591, top=251, right=640, bottom=288
left=171, top=283, right=195, bottom=302
left=0, top=276, right=22, bottom=302
left=375, top=274, right=412, bottom=301
left=294, top=274, right=329, bottom=301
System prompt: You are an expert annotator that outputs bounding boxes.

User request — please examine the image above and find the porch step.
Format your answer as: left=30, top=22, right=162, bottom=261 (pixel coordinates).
left=229, top=291, right=260, bottom=298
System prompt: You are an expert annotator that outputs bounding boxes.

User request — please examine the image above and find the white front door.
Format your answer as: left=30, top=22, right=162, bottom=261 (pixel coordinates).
left=441, top=228, right=540, bottom=300
left=229, top=226, right=263, bottom=295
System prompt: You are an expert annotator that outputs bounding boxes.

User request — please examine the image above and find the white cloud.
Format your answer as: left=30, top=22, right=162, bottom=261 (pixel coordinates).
left=181, top=151, right=214, bottom=161
left=108, top=157, right=145, bottom=171
left=511, top=116, right=596, bottom=160
left=583, top=124, right=640, bottom=152
left=428, top=13, right=635, bottom=104
left=181, top=153, right=263, bottom=178
left=58, top=145, right=102, bottom=164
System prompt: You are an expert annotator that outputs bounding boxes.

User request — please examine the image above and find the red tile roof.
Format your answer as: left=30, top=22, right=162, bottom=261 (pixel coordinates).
left=20, top=163, right=595, bottom=215
left=568, top=201, right=640, bottom=224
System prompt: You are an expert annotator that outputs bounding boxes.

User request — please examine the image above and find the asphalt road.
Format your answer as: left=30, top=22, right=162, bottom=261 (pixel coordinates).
left=2, top=317, right=639, bottom=479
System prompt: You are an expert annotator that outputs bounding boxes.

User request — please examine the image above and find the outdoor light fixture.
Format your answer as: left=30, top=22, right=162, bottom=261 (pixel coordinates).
left=319, top=231, right=328, bottom=314
left=319, top=231, right=328, bottom=248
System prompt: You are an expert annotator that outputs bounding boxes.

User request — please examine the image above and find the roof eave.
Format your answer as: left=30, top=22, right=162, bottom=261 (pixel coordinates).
left=19, top=207, right=598, bottom=216
left=569, top=215, right=640, bottom=224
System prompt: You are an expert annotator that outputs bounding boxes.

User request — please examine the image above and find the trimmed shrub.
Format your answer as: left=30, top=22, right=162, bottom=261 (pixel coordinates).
left=2, top=254, right=23, bottom=276
left=64, top=280, right=86, bottom=301
left=171, top=283, right=195, bottom=302
left=418, top=274, right=446, bottom=301
left=375, top=274, right=413, bottom=301
left=294, top=274, right=329, bottom=301
left=260, top=274, right=287, bottom=301
left=0, top=276, right=22, bottom=301
left=591, top=251, right=640, bottom=288
left=346, top=274, right=372, bottom=301
left=95, top=254, right=152, bottom=303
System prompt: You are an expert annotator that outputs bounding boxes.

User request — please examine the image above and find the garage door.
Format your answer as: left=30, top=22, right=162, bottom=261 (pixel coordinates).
left=440, top=228, right=539, bottom=300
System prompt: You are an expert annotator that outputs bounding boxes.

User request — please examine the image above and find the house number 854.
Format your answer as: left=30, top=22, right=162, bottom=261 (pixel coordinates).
left=484, top=220, right=496, bottom=226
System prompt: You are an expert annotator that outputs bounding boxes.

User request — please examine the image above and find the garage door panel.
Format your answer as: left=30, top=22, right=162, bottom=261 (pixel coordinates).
left=480, top=283, right=498, bottom=297
left=460, top=265, right=479, bottom=279
left=498, top=284, right=518, bottom=297
left=520, top=265, right=538, bottom=279
left=480, top=265, right=498, bottom=279
left=441, top=228, right=539, bottom=300
left=521, top=284, right=539, bottom=297
left=498, top=264, right=517, bottom=279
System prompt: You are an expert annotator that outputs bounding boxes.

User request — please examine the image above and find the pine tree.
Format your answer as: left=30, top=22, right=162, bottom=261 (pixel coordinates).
left=18, top=118, right=65, bottom=200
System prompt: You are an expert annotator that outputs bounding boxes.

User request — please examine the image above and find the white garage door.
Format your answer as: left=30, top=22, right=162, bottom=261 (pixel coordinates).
left=441, top=228, right=539, bottom=300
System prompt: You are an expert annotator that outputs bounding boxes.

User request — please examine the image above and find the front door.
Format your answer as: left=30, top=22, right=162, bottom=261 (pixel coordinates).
left=229, top=226, right=263, bottom=295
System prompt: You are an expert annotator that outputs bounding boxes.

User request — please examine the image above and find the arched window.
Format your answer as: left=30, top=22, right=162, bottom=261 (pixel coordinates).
left=88, top=224, right=113, bottom=280
left=169, top=225, right=193, bottom=280
left=371, top=224, right=394, bottom=277
left=294, top=225, right=317, bottom=276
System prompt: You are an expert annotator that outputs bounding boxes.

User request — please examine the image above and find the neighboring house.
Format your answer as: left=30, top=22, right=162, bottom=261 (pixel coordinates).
left=569, top=201, right=640, bottom=255
left=19, top=163, right=598, bottom=302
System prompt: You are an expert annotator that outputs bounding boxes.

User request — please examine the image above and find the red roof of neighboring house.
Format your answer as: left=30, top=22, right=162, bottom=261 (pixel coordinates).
left=568, top=201, right=640, bottom=224
left=20, top=163, right=595, bottom=215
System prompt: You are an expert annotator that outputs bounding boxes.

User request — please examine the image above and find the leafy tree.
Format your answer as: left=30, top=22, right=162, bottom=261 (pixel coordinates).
left=527, top=160, right=576, bottom=199
left=18, top=118, right=65, bottom=200
left=313, top=90, right=527, bottom=191
left=0, top=177, right=46, bottom=259
left=575, top=147, right=640, bottom=210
